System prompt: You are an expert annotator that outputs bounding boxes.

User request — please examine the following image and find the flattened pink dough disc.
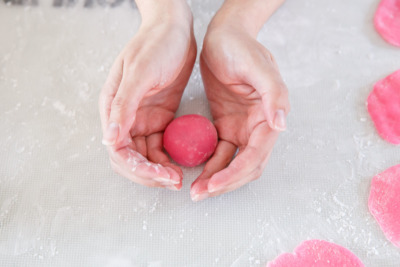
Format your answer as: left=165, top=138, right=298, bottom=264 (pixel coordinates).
left=374, top=0, right=400, bottom=47
left=267, top=240, right=364, bottom=267
left=368, top=164, right=400, bottom=248
left=367, top=69, right=400, bottom=144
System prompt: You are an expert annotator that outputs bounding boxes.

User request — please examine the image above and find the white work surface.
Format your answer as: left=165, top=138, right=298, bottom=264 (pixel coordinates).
left=1, top=0, right=400, bottom=266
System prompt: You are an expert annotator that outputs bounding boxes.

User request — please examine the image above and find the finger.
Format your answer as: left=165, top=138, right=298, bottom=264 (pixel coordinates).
left=163, top=166, right=183, bottom=191
left=99, top=57, right=123, bottom=137
left=146, top=132, right=182, bottom=189
left=103, top=66, right=150, bottom=147
left=207, top=122, right=279, bottom=195
left=209, top=150, right=273, bottom=196
left=132, top=136, right=147, bottom=157
left=248, top=52, right=290, bottom=132
left=190, top=140, right=237, bottom=202
left=109, top=147, right=179, bottom=188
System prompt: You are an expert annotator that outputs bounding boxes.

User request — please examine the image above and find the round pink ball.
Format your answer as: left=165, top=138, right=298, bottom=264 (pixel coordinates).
left=163, top=114, right=218, bottom=167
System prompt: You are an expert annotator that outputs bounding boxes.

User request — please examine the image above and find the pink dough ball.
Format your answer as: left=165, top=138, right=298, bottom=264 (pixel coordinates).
left=163, top=114, right=218, bottom=167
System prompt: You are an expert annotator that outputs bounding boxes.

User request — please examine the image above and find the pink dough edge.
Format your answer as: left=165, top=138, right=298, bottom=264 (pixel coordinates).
left=374, top=0, right=400, bottom=47
left=367, top=69, right=400, bottom=145
left=368, top=164, right=400, bottom=248
left=267, top=239, right=364, bottom=267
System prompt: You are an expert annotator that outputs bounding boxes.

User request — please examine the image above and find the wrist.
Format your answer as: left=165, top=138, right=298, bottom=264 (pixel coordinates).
left=209, top=0, right=285, bottom=38
left=136, top=0, right=192, bottom=33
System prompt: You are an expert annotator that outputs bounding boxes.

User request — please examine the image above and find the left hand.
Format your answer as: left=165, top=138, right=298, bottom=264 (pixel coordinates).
left=99, top=1, right=196, bottom=190
left=191, top=23, right=290, bottom=201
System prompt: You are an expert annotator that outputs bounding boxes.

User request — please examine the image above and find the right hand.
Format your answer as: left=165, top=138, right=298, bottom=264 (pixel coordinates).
left=191, top=18, right=290, bottom=201
left=99, top=1, right=196, bottom=190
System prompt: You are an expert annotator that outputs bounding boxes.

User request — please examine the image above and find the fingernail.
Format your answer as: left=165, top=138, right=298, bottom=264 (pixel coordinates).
left=192, top=192, right=209, bottom=202
left=154, top=177, right=174, bottom=184
left=208, top=185, right=221, bottom=193
left=171, top=174, right=181, bottom=184
left=102, top=122, right=119, bottom=146
left=165, top=167, right=181, bottom=184
left=166, top=185, right=180, bottom=191
left=273, top=109, right=286, bottom=131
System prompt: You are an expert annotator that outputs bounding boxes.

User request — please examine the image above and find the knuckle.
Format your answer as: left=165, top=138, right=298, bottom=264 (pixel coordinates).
left=125, top=56, right=148, bottom=75
left=266, top=52, right=276, bottom=63
left=259, top=45, right=275, bottom=63
left=111, top=96, right=127, bottom=110
left=124, top=62, right=137, bottom=75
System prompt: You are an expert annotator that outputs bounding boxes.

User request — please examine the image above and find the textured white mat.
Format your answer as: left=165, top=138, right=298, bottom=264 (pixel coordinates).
left=1, top=0, right=400, bottom=266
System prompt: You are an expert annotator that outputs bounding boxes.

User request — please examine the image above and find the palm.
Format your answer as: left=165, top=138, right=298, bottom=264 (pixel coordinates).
left=128, top=67, right=190, bottom=139
left=119, top=24, right=197, bottom=141
left=201, top=57, right=269, bottom=150
left=117, top=77, right=183, bottom=162
left=100, top=24, right=197, bottom=189
left=190, top=30, right=288, bottom=201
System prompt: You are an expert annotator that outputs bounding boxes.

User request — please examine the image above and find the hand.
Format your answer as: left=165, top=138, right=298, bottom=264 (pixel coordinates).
left=99, top=0, right=196, bottom=190
left=191, top=18, right=290, bottom=201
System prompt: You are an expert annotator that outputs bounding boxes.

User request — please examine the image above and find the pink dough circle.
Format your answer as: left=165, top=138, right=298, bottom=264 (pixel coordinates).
left=267, top=240, right=364, bottom=267
left=163, top=114, right=218, bottom=167
left=367, top=69, right=400, bottom=144
left=368, top=164, right=400, bottom=248
left=374, top=0, right=400, bottom=47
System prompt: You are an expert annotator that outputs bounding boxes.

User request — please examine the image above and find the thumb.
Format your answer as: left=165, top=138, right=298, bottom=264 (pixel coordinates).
left=102, top=77, right=147, bottom=146
left=249, top=55, right=290, bottom=132
left=260, top=82, right=290, bottom=132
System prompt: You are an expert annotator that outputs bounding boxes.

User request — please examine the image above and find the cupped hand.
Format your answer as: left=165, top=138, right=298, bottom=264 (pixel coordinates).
left=191, top=24, right=290, bottom=201
left=99, top=8, right=196, bottom=190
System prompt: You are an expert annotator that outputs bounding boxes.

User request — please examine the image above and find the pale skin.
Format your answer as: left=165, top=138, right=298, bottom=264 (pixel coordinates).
left=99, top=0, right=290, bottom=200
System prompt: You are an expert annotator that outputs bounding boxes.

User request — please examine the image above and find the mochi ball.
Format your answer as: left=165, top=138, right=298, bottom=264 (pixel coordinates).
left=163, top=114, right=218, bottom=167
